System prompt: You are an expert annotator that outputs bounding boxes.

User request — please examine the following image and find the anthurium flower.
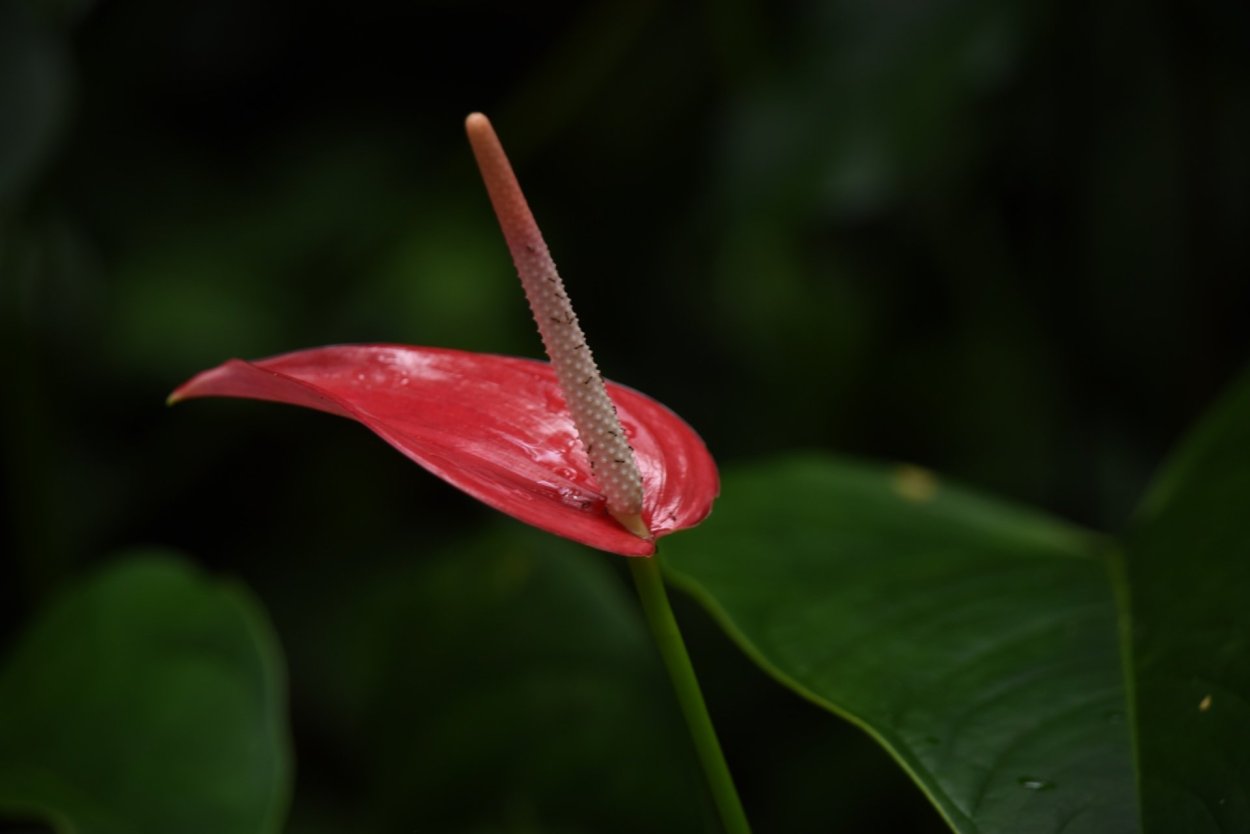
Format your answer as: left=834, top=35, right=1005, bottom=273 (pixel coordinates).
left=170, top=114, right=718, bottom=556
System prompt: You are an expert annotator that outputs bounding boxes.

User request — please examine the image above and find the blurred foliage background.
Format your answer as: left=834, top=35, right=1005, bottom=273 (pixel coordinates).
left=2, top=0, right=1248, bottom=831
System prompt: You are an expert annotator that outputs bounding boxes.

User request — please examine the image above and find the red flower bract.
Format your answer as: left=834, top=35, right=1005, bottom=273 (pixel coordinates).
left=170, top=344, right=719, bottom=556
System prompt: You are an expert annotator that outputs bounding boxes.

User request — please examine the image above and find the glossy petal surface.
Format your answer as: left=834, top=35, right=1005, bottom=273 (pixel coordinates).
left=170, top=345, right=718, bottom=555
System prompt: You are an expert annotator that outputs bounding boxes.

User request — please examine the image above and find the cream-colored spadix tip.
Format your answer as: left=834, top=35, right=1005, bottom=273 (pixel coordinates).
left=465, top=110, right=649, bottom=542
left=611, top=510, right=653, bottom=541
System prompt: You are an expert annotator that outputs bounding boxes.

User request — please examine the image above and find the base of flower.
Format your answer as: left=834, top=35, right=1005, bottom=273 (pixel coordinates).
left=611, top=509, right=654, bottom=542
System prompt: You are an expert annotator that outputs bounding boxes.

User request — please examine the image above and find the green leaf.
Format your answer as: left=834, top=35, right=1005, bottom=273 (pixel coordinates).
left=0, top=553, right=291, bottom=834
left=290, top=525, right=707, bottom=834
left=662, top=456, right=1136, bottom=833
left=0, top=0, right=69, bottom=208
left=1121, top=370, right=1250, bottom=832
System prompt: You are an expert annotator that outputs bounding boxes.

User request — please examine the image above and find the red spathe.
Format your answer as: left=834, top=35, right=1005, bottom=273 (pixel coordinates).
left=171, top=344, right=719, bottom=556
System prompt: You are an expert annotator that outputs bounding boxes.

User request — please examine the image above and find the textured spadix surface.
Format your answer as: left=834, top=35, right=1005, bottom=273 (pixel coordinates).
left=170, top=344, right=718, bottom=556
left=466, top=112, right=648, bottom=537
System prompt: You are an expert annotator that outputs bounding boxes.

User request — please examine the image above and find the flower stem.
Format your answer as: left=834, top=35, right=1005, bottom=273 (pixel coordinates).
left=629, top=556, right=752, bottom=834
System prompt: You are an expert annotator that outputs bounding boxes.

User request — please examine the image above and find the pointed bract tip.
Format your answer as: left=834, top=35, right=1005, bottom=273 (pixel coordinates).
left=166, top=390, right=184, bottom=406
left=611, top=509, right=654, bottom=542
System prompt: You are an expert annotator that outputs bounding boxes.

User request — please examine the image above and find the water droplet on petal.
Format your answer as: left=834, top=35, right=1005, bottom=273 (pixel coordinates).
left=556, top=487, right=596, bottom=510
left=543, top=386, right=566, bottom=414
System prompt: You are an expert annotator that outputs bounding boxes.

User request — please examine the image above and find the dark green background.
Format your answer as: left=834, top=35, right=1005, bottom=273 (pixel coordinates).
left=2, top=0, right=1248, bottom=831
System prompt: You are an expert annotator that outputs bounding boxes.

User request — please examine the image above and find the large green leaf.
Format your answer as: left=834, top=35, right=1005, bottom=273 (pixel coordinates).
left=0, top=553, right=290, bottom=834
left=662, top=457, right=1136, bottom=833
left=1122, top=371, right=1250, bottom=832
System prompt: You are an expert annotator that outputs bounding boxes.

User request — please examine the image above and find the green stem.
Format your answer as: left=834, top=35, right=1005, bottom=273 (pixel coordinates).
left=629, top=556, right=752, bottom=834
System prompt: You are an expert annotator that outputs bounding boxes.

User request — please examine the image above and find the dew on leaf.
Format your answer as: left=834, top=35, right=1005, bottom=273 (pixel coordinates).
left=893, top=464, right=937, bottom=502
left=1017, top=777, right=1055, bottom=791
